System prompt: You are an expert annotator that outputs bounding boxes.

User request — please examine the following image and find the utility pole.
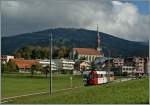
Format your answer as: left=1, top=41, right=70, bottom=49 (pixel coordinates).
left=103, top=47, right=111, bottom=82
left=70, top=76, right=73, bottom=88
left=108, top=49, right=111, bottom=82
left=49, top=33, right=52, bottom=94
left=120, top=66, right=122, bottom=82
left=119, top=55, right=122, bottom=82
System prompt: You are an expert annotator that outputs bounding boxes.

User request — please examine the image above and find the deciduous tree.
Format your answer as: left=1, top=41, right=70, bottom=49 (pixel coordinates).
left=1, top=63, right=8, bottom=73
left=31, top=63, right=42, bottom=77
left=7, top=60, right=18, bottom=72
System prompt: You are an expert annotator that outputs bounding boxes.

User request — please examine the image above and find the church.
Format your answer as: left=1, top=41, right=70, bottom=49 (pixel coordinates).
left=72, top=25, right=104, bottom=62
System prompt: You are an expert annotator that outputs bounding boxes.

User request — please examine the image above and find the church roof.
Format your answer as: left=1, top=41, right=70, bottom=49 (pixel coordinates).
left=73, top=48, right=102, bottom=55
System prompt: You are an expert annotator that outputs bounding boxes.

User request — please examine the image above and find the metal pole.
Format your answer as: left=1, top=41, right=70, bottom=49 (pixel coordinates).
left=132, top=67, right=133, bottom=79
left=108, top=49, right=110, bottom=82
left=120, top=66, right=121, bottom=82
left=104, top=47, right=111, bottom=82
left=70, top=76, right=72, bottom=88
left=120, top=55, right=122, bottom=82
left=49, top=33, right=52, bottom=94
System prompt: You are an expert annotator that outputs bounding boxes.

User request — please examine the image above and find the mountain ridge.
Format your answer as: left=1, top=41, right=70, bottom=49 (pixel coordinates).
left=1, top=28, right=149, bottom=57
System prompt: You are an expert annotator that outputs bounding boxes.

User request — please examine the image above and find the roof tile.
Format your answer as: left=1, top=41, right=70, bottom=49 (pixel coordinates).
left=73, top=48, right=102, bottom=55
left=12, top=59, right=38, bottom=69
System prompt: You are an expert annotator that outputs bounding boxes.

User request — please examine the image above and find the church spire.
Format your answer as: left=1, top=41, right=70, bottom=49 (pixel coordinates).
left=96, top=24, right=101, bottom=51
left=97, top=24, right=99, bottom=38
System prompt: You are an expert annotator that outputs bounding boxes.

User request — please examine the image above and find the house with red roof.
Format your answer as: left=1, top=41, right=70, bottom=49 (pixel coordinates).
left=11, top=59, right=38, bottom=73
left=72, top=25, right=104, bottom=62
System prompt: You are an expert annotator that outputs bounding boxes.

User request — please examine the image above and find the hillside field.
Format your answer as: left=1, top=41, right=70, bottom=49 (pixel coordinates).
left=1, top=73, right=149, bottom=104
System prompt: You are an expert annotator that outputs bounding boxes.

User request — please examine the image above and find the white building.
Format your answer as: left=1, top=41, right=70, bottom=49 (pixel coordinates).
left=59, top=58, right=75, bottom=73
left=133, top=57, right=145, bottom=74
left=1, top=55, right=14, bottom=64
left=113, top=58, right=124, bottom=67
left=37, top=59, right=57, bottom=71
left=122, top=66, right=135, bottom=75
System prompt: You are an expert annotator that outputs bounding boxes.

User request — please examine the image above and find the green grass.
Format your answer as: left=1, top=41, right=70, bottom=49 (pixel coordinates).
left=1, top=73, right=83, bottom=98
left=1, top=74, right=149, bottom=104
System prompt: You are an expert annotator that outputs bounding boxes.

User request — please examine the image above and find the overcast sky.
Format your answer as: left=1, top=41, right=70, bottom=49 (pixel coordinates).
left=1, top=0, right=149, bottom=42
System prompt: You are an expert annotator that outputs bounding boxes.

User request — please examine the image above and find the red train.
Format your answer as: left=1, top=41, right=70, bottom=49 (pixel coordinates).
left=83, top=70, right=114, bottom=85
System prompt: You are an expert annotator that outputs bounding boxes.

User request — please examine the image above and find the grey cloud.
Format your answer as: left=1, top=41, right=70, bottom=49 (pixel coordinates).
left=1, top=0, right=149, bottom=42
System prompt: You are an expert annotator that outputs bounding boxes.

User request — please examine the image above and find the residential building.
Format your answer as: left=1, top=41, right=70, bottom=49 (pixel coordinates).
left=59, top=58, right=75, bottom=74
left=94, top=57, right=113, bottom=70
left=74, top=60, right=91, bottom=71
left=144, top=57, right=149, bottom=74
left=11, top=59, right=38, bottom=73
left=124, top=57, right=145, bottom=75
left=71, top=25, right=104, bottom=62
left=37, top=59, right=57, bottom=71
left=113, top=58, right=124, bottom=67
left=1, top=55, right=14, bottom=64
left=80, top=61, right=91, bottom=71
left=133, top=57, right=145, bottom=74
left=122, top=66, right=135, bottom=76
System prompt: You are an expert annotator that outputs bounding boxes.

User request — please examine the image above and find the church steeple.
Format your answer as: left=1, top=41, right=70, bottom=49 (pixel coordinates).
left=96, top=24, right=101, bottom=51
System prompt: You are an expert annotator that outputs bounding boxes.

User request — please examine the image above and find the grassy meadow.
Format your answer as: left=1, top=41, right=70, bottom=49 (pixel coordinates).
left=1, top=73, right=149, bottom=104
left=1, top=73, right=83, bottom=98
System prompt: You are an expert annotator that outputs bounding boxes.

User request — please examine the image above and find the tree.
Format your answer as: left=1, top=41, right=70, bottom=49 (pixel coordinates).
left=43, top=65, right=49, bottom=78
left=105, top=60, right=113, bottom=81
left=1, top=63, right=8, bottom=73
left=14, top=52, right=22, bottom=58
left=58, top=47, right=70, bottom=58
left=14, top=45, right=70, bottom=59
left=31, top=64, right=36, bottom=77
left=53, top=47, right=59, bottom=58
left=31, top=63, right=42, bottom=77
left=41, top=48, right=49, bottom=59
left=74, top=51, right=78, bottom=60
left=7, top=60, right=18, bottom=72
left=58, top=47, right=65, bottom=58
left=31, top=47, right=41, bottom=59
left=14, top=45, right=33, bottom=59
